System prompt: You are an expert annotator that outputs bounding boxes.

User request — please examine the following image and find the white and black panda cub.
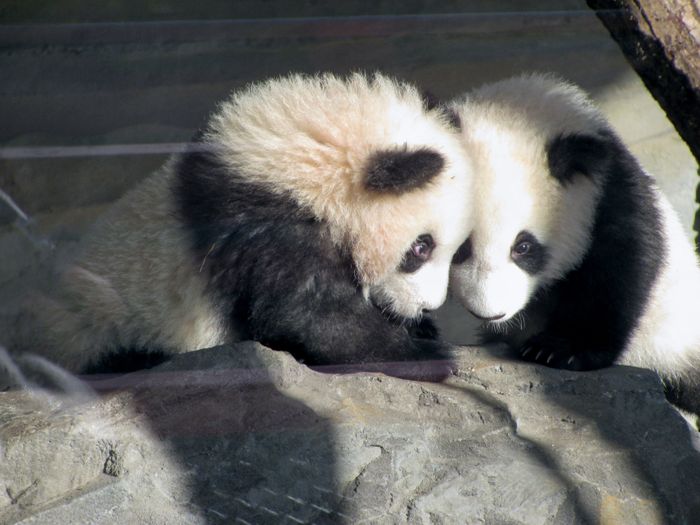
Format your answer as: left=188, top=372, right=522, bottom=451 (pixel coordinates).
left=449, top=74, right=700, bottom=413
left=20, top=72, right=473, bottom=376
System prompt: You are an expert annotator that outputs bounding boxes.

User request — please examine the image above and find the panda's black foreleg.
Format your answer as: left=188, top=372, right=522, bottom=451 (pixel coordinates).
left=517, top=332, right=618, bottom=371
left=187, top=188, right=454, bottom=381
left=513, top=296, right=629, bottom=371
left=407, top=315, right=440, bottom=340
left=251, top=296, right=454, bottom=381
left=510, top=278, right=631, bottom=372
left=241, top=263, right=454, bottom=381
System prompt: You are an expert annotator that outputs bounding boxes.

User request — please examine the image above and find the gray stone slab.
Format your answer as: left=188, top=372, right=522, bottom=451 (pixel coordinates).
left=2, top=342, right=699, bottom=524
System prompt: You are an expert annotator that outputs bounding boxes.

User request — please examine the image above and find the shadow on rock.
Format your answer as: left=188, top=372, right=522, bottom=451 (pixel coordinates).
left=85, top=343, right=346, bottom=524
left=449, top=344, right=700, bottom=525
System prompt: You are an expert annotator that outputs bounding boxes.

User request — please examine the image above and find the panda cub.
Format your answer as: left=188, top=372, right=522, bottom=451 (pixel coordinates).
left=21, top=73, right=473, bottom=375
left=449, top=74, right=700, bottom=412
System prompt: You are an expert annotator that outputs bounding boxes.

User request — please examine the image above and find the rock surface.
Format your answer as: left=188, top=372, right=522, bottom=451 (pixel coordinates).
left=2, top=342, right=700, bottom=525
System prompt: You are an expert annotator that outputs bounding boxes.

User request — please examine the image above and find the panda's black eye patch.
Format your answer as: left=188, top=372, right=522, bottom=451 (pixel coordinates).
left=451, top=236, right=472, bottom=265
left=511, top=231, right=548, bottom=275
left=400, top=234, right=435, bottom=273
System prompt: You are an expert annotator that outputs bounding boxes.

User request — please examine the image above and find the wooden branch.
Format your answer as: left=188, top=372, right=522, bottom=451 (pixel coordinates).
left=587, top=1, right=700, bottom=246
left=586, top=0, right=700, bottom=163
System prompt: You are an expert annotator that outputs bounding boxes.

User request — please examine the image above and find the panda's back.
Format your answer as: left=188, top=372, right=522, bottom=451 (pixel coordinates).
left=37, top=165, right=230, bottom=371
left=621, top=188, right=700, bottom=379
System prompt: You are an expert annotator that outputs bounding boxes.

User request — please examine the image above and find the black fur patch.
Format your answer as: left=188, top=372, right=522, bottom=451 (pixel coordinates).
left=547, top=132, right=612, bottom=184
left=408, top=315, right=440, bottom=340
left=445, top=108, right=462, bottom=130
left=451, top=236, right=472, bottom=265
left=511, top=231, right=549, bottom=275
left=174, top=137, right=453, bottom=374
left=664, top=377, right=700, bottom=415
left=486, top=133, right=664, bottom=371
left=364, top=148, right=444, bottom=194
left=421, top=90, right=461, bottom=129
left=399, top=234, right=435, bottom=274
left=420, top=90, right=441, bottom=112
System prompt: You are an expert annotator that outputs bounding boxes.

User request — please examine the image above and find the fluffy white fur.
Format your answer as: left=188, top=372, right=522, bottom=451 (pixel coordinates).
left=624, top=194, right=700, bottom=380
left=22, top=164, right=230, bottom=371
left=209, top=73, right=471, bottom=285
left=449, top=74, right=603, bottom=320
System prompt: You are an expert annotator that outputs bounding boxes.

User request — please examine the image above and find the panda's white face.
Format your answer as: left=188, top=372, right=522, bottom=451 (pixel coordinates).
left=450, top=229, right=550, bottom=324
left=448, top=89, right=602, bottom=326
left=369, top=180, right=474, bottom=319
left=212, top=72, right=476, bottom=323
left=371, top=229, right=469, bottom=320
left=448, top=150, right=555, bottom=324
left=368, top=146, right=473, bottom=320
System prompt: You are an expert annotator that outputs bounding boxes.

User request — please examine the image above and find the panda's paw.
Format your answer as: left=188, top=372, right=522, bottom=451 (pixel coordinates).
left=518, top=334, right=588, bottom=371
left=409, top=316, right=440, bottom=340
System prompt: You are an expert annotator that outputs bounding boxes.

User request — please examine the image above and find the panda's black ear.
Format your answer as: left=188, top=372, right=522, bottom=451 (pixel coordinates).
left=364, top=147, right=444, bottom=194
left=421, top=89, right=441, bottom=111
left=421, top=90, right=461, bottom=129
left=547, top=133, right=613, bottom=184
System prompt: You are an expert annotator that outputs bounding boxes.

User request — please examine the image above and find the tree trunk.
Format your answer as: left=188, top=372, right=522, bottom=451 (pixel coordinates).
left=586, top=0, right=700, bottom=246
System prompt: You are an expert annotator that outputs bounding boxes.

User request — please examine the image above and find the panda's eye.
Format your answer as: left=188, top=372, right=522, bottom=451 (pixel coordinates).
left=512, top=241, right=531, bottom=256
left=510, top=231, right=549, bottom=275
left=411, top=239, right=432, bottom=260
left=400, top=234, right=434, bottom=273
left=511, top=231, right=539, bottom=259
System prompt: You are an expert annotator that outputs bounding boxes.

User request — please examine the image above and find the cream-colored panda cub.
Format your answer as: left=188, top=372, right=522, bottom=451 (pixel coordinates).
left=17, top=72, right=473, bottom=376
